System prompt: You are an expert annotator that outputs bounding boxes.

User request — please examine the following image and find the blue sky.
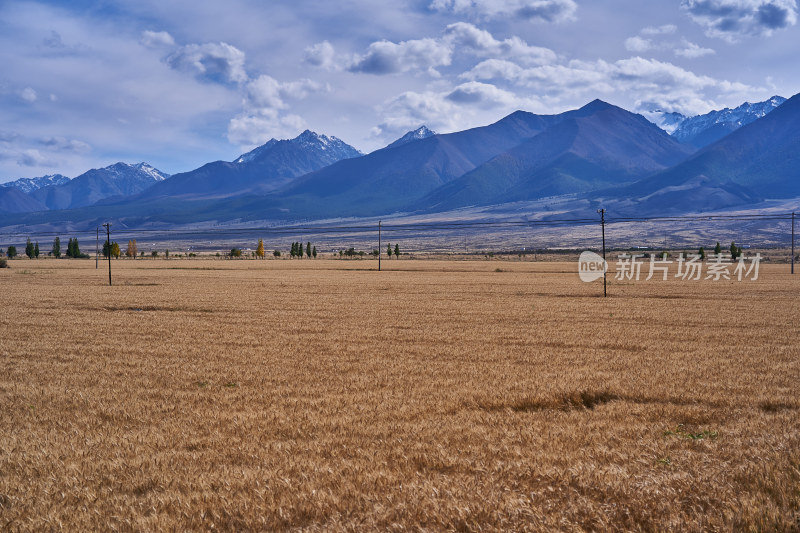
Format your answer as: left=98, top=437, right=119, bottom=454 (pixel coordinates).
left=0, top=0, right=797, bottom=182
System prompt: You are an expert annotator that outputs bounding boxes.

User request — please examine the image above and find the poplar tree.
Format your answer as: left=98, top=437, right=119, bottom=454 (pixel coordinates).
left=52, top=237, right=61, bottom=258
left=256, top=239, right=265, bottom=258
left=394, top=243, right=400, bottom=258
left=34, top=242, right=39, bottom=258
left=306, top=242, right=311, bottom=258
left=25, top=238, right=34, bottom=259
left=387, top=243, right=392, bottom=258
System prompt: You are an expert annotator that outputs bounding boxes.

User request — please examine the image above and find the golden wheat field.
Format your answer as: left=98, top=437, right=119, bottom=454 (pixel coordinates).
left=1, top=256, right=799, bottom=531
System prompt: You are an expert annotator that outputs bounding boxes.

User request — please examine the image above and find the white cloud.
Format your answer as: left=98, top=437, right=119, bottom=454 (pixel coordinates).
left=227, top=112, right=307, bottom=147
left=40, top=136, right=92, bottom=153
left=459, top=59, right=524, bottom=81
left=166, top=42, right=247, bottom=84
left=682, top=0, right=798, bottom=41
left=18, top=149, right=54, bottom=167
left=624, top=36, right=653, bottom=52
left=430, top=0, right=577, bottom=22
left=304, top=41, right=337, bottom=70
left=625, top=24, right=717, bottom=58
left=461, top=55, right=761, bottom=116
left=140, top=30, right=175, bottom=48
left=443, top=22, right=557, bottom=65
left=374, top=81, right=543, bottom=141
left=641, top=24, right=679, bottom=35
left=19, top=87, right=37, bottom=102
left=348, top=23, right=556, bottom=77
left=445, top=81, right=524, bottom=108
left=675, top=40, right=717, bottom=57
left=243, top=75, right=324, bottom=110
left=227, top=75, right=326, bottom=148
left=349, top=38, right=452, bottom=75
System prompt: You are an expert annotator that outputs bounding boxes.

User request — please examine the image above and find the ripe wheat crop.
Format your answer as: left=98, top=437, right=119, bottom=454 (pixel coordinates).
left=1, top=258, right=798, bottom=531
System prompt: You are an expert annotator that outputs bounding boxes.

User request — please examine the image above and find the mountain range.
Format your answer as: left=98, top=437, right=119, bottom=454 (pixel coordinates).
left=643, top=96, right=786, bottom=148
left=1, top=174, right=70, bottom=194
left=0, top=93, right=795, bottom=229
left=28, top=162, right=169, bottom=211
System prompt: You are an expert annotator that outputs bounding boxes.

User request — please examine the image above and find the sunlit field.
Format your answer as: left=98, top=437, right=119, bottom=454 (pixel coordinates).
left=1, top=257, right=798, bottom=531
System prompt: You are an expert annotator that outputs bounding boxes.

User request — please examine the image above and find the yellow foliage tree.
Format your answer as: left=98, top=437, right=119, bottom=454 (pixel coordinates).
left=111, top=242, right=121, bottom=258
left=125, top=239, right=137, bottom=259
left=256, top=239, right=265, bottom=259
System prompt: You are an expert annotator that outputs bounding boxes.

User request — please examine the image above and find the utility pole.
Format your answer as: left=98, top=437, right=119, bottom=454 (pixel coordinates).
left=792, top=212, right=795, bottom=275
left=378, top=220, right=382, bottom=272
left=96, top=226, right=99, bottom=269
left=598, top=208, right=607, bottom=297
left=103, top=223, right=112, bottom=286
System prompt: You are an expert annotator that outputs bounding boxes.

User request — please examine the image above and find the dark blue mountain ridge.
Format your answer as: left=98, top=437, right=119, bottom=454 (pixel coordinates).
left=31, top=162, right=168, bottom=210
left=588, top=92, right=798, bottom=215
left=419, top=100, right=696, bottom=211
left=136, top=130, right=362, bottom=200
left=268, top=108, right=589, bottom=217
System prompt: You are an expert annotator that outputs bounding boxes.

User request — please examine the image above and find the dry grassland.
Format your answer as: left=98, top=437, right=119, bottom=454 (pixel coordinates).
left=1, top=257, right=799, bottom=531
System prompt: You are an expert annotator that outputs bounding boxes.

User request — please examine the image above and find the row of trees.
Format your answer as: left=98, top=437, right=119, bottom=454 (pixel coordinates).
left=1, top=237, right=87, bottom=259
left=290, top=242, right=317, bottom=258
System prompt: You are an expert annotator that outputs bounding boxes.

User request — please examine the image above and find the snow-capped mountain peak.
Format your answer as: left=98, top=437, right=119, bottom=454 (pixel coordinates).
left=1, top=174, right=70, bottom=194
left=672, top=95, right=786, bottom=147
left=132, top=162, right=169, bottom=181
left=234, top=131, right=362, bottom=164
left=639, top=110, right=687, bottom=135
left=235, top=139, right=279, bottom=164
left=386, top=125, right=437, bottom=149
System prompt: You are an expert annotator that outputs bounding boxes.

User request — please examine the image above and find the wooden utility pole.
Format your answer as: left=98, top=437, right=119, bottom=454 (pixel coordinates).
left=103, top=223, right=112, bottom=286
left=96, top=226, right=99, bottom=269
left=598, top=209, right=607, bottom=297
left=378, top=220, right=382, bottom=272
left=792, top=212, right=795, bottom=275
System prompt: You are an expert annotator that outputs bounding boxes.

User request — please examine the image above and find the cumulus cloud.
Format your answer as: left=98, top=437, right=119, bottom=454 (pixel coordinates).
left=675, top=40, right=717, bottom=57
left=625, top=25, right=717, bottom=58
left=445, top=81, right=522, bottom=108
left=682, top=0, right=798, bottom=41
left=430, top=0, right=577, bottom=22
left=18, top=149, right=54, bottom=167
left=459, top=59, right=524, bottom=81
left=443, top=22, right=557, bottom=65
left=625, top=36, right=653, bottom=52
left=140, top=30, right=175, bottom=48
left=373, top=81, right=543, bottom=141
left=461, top=55, right=758, bottom=115
left=244, top=75, right=325, bottom=110
left=348, top=23, right=556, bottom=77
left=40, top=136, right=92, bottom=153
left=227, top=75, right=326, bottom=147
left=349, top=38, right=452, bottom=75
left=304, top=41, right=337, bottom=70
left=166, top=42, right=247, bottom=84
left=227, top=112, right=307, bottom=147
left=19, top=87, right=37, bottom=103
